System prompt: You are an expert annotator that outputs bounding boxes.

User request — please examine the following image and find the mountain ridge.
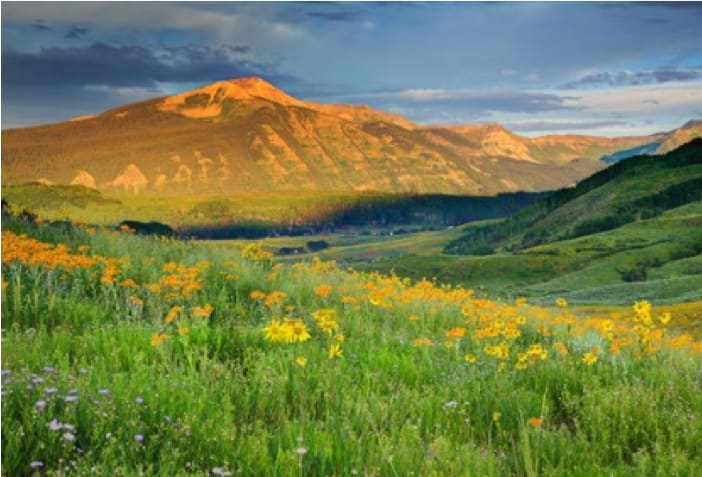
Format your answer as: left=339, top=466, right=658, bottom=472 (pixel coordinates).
left=1, top=76, right=695, bottom=196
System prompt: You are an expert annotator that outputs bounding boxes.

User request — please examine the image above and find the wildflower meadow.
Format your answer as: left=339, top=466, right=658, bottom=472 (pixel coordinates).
left=2, top=216, right=702, bottom=475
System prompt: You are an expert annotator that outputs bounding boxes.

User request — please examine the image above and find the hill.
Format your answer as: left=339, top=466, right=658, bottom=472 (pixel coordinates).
left=2, top=76, right=661, bottom=195
left=445, top=139, right=702, bottom=254
left=656, top=120, right=702, bottom=154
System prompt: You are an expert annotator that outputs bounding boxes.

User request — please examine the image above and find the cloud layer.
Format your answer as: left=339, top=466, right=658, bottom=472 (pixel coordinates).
left=2, top=2, right=701, bottom=134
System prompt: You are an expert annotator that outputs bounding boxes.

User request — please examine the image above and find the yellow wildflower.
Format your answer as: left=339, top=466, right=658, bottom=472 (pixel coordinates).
left=150, top=332, right=168, bottom=347
left=250, top=290, right=266, bottom=301
left=295, top=356, right=307, bottom=367
left=582, top=352, right=597, bottom=365
left=263, top=320, right=287, bottom=342
left=165, top=306, right=182, bottom=324
left=412, top=337, right=432, bottom=347
left=286, top=319, right=311, bottom=343
left=193, top=304, right=213, bottom=318
left=445, top=327, right=466, bottom=339
left=328, top=344, right=343, bottom=359
left=552, top=342, right=569, bottom=355
left=314, top=284, right=333, bottom=297
left=527, top=417, right=543, bottom=429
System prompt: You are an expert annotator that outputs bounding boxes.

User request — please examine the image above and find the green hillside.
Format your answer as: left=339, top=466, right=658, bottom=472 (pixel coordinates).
left=348, top=140, right=702, bottom=304
left=355, top=201, right=702, bottom=304
left=445, top=138, right=702, bottom=255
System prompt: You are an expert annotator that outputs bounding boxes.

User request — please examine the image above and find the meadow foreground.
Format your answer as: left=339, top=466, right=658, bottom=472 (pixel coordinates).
left=2, top=216, right=702, bottom=476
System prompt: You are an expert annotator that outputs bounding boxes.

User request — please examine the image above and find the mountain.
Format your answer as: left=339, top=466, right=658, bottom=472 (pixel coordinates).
left=656, top=120, right=702, bottom=154
left=600, top=142, right=661, bottom=164
left=445, top=139, right=702, bottom=254
left=1, top=76, right=666, bottom=195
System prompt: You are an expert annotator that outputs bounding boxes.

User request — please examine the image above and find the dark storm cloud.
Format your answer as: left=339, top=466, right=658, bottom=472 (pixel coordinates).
left=2, top=42, right=285, bottom=89
left=65, top=26, right=89, bottom=39
left=1, top=41, right=303, bottom=127
left=31, top=19, right=51, bottom=31
left=561, top=68, right=702, bottom=89
left=222, top=44, right=251, bottom=55
left=307, top=10, right=362, bottom=22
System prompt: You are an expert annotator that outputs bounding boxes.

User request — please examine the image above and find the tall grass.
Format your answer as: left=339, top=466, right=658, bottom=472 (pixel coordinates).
left=2, top=217, right=702, bottom=476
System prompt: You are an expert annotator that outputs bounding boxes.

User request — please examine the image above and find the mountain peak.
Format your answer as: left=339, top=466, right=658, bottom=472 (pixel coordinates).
left=158, top=76, right=303, bottom=118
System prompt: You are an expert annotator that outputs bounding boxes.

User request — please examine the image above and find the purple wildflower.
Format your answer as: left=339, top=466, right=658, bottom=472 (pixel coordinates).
left=211, top=468, right=232, bottom=476
left=47, top=419, right=63, bottom=431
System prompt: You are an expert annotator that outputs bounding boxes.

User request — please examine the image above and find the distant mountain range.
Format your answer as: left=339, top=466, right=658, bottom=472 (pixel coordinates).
left=2, top=76, right=699, bottom=195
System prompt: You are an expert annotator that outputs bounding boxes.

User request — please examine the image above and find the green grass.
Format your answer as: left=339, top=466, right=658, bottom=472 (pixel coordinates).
left=1, top=184, right=541, bottom=237
left=355, top=204, right=702, bottom=304
left=3, top=215, right=702, bottom=476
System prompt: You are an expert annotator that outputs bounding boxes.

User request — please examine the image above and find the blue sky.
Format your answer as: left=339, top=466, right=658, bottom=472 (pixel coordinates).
left=2, top=2, right=701, bottom=136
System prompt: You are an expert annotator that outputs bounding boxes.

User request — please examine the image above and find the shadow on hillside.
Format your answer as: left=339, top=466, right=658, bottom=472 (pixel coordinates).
left=175, top=192, right=549, bottom=240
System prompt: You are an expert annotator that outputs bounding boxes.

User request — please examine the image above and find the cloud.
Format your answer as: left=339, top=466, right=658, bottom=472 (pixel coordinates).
left=1, top=41, right=304, bottom=127
left=31, top=20, right=51, bottom=31
left=223, top=44, right=251, bottom=54
left=332, top=88, right=579, bottom=114
left=65, top=26, right=89, bottom=39
left=506, top=119, right=628, bottom=133
left=307, top=11, right=362, bottom=22
left=561, top=67, right=702, bottom=89
left=2, top=3, right=306, bottom=43
left=1, top=42, right=287, bottom=90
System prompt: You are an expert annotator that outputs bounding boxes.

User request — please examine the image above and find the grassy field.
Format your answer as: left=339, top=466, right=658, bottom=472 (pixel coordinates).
left=1, top=184, right=542, bottom=237
left=2, top=214, right=702, bottom=475
left=208, top=201, right=702, bottom=306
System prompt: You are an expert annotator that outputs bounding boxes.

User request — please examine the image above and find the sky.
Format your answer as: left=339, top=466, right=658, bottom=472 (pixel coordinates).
left=2, top=2, right=702, bottom=136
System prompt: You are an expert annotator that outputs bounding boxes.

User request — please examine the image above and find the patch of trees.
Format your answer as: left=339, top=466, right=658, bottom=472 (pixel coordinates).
left=118, top=220, right=175, bottom=237
left=276, top=247, right=306, bottom=256
left=306, top=240, right=329, bottom=252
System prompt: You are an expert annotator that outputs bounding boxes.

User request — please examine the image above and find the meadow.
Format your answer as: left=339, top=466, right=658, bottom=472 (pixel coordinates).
left=2, top=214, right=702, bottom=476
left=0, top=185, right=542, bottom=238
